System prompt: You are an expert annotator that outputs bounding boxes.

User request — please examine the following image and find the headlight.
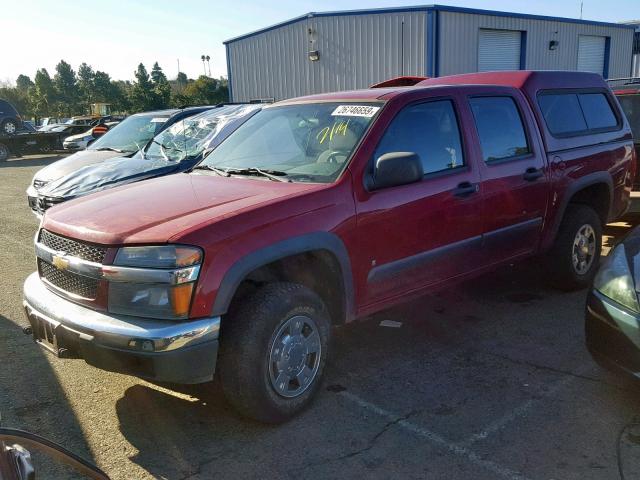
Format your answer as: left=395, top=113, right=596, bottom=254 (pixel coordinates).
left=108, top=245, right=202, bottom=320
left=114, top=245, right=201, bottom=268
left=593, top=244, right=640, bottom=312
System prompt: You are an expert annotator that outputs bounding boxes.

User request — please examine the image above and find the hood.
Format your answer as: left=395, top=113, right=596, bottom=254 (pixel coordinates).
left=39, top=155, right=181, bottom=199
left=64, top=131, right=90, bottom=142
left=42, top=173, right=325, bottom=245
left=33, top=149, right=126, bottom=185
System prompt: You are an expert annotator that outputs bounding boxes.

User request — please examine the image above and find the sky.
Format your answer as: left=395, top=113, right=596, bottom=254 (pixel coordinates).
left=1, top=0, right=638, bottom=85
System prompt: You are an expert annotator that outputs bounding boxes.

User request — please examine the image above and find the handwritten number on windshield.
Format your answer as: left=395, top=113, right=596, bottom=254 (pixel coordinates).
left=316, top=120, right=350, bottom=144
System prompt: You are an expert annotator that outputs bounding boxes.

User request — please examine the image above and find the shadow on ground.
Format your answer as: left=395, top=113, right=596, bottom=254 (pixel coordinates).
left=0, top=314, right=96, bottom=479
left=0, top=155, right=65, bottom=169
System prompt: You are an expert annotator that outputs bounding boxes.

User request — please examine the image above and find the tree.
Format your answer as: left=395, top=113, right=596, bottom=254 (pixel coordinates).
left=183, top=75, right=229, bottom=105
left=77, top=62, right=95, bottom=108
left=150, top=62, right=170, bottom=108
left=16, top=75, right=34, bottom=92
left=53, top=60, right=78, bottom=115
left=29, top=68, right=56, bottom=118
left=128, top=63, right=157, bottom=112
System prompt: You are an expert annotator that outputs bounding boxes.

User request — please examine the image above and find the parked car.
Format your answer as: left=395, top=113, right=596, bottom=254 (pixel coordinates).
left=32, top=104, right=261, bottom=215
left=27, top=106, right=216, bottom=212
left=0, top=99, right=22, bottom=134
left=23, top=71, right=634, bottom=423
left=610, top=79, right=640, bottom=190
left=21, top=121, right=36, bottom=132
left=62, top=121, right=120, bottom=150
left=0, top=131, right=59, bottom=161
left=586, top=226, right=640, bottom=379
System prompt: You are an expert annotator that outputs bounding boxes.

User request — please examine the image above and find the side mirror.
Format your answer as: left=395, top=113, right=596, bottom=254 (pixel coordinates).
left=369, top=152, right=423, bottom=190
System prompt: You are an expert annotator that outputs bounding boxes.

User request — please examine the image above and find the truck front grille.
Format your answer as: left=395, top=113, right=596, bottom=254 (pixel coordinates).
left=39, top=229, right=107, bottom=264
left=38, top=259, right=98, bottom=299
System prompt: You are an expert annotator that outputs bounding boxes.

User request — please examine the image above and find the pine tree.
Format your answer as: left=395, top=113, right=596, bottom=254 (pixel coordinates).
left=53, top=60, right=78, bottom=115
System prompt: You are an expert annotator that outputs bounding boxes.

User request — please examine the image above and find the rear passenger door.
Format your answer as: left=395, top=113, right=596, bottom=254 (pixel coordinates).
left=468, top=92, right=550, bottom=261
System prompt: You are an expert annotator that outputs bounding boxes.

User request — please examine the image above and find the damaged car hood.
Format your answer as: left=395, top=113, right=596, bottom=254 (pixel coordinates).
left=33, top=149, right=127, bottom=185
left=38, top=155, right=183, bottom=199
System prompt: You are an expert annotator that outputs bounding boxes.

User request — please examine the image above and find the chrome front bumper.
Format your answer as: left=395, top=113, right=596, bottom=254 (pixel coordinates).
left=23, top=272, right=220, bottom=383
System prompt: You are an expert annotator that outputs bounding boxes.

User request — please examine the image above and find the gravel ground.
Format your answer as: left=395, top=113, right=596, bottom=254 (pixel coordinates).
left=1, top=154, right=639, bottom=480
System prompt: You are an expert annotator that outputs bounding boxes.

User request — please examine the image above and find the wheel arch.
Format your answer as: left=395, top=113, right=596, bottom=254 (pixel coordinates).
left=543, top=172, right=613, bottom=251
left=211, top=232, right=356, bottom=324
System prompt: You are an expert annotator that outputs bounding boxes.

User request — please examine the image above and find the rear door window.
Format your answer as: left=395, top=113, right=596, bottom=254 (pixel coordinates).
left=469, top=96, right=530, bottom=163
left=374, top=100, right=465, bottom=175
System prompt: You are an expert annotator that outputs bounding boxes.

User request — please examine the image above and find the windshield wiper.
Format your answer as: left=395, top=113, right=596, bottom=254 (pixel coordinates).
left=95, top=147, right=125, bottom=153
left=191, top=165, right=230, bottom=176
left=225, top=167, right=291, bottom=182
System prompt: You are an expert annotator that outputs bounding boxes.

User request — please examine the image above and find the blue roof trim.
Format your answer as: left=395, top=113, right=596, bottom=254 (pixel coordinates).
left=225, top=43, right=233, bottom=102
left=223, top=4, right=635, bottom=45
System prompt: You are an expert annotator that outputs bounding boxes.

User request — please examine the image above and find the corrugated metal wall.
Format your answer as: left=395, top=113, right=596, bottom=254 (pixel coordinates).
left=226, top=11, right=426, bottom=102
left=438, top=11, right=634, bottom=78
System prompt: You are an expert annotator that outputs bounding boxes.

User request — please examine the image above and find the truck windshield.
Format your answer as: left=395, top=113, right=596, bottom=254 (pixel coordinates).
left=89, top=114, right=169, bottom=153
left=618, top=95, right=640, bottom=140
left=200, top=102, right=380, bottom=183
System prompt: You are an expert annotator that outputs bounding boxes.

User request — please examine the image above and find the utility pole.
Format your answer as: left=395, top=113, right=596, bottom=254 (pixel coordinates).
left=580, top=1, right=583, bottom=19
left=177, top=58, right=180, bottom=75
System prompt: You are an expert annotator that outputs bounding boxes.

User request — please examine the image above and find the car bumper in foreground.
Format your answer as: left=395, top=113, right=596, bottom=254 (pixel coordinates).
left=585, top=289, right=640, bottom=379
left=22, top=272, right=220, bottom=384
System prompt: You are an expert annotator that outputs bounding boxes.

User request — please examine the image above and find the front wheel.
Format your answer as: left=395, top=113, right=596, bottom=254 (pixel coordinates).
left=547, top=204, right=602, bottom=290
left=218, top=282, right=331, bottom=423
left=2, top=119, right=17, bottom=135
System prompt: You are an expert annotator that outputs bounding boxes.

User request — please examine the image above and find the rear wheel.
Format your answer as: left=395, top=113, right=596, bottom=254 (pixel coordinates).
left=218, top=282, right=331, bottom=423
left=2, top=119, right=17, bottom=135
left=0, top=143, right=9, bottom=161
left=547, top=204, right=602, bottom=290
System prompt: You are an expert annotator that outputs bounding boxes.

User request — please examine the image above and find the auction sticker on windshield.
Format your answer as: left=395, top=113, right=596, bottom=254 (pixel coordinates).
left=151, top=117, right=169, bottom=123
left=332, top=105, right=380, bottom=117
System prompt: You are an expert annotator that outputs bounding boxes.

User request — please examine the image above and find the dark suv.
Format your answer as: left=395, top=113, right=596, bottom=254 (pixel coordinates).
left=0, top=99, right=22, bottom=135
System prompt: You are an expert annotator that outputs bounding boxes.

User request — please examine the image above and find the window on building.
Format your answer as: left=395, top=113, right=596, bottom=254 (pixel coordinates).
left=469, top=96, right=530, bottom=162
left=538, top=91, right=619, bottom=136
left=374, top=100, right=465, bottom=175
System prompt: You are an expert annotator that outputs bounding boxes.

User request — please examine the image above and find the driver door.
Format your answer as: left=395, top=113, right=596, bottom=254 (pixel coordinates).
left=353, top=96, right=484, bottom=307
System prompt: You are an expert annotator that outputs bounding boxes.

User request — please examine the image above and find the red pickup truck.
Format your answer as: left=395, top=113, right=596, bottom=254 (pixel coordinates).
left=23, top=71, right=635, bottom=422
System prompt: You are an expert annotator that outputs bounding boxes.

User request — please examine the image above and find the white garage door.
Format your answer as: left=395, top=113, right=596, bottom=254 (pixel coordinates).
left=577, top=35, right=606, bottom=74
left=478, top=29, right=521, bottom=72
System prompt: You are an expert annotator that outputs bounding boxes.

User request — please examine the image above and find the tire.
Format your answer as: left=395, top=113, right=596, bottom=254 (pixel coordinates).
left=0, top=143, right=9, bottom=161
left=2, top=119, right=17, bottom=135
left=218, top=282, right=331, bottom=423
left=547, top=204, right=602, bottom=290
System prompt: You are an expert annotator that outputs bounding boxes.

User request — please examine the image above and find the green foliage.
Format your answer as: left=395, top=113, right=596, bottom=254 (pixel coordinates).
left=1, top=60, right=229, bottom=120
left=54, top=60, right=78, bottom=116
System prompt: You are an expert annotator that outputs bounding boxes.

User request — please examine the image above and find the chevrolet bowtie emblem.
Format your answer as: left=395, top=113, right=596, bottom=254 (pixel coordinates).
left=52, top=253, right=70, bottom=270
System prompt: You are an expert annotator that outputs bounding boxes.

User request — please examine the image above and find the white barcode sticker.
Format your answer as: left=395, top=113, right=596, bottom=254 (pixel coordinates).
left=332, top=105, right=380, bottom=117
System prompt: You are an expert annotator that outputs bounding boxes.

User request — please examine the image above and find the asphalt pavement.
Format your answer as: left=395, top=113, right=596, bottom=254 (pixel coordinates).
left=1, top=154, right=639, bottom=480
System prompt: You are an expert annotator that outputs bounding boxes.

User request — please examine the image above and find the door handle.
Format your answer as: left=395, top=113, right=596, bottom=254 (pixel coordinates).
left=523, top=167, right=544, bottom=182
left=452, top=181, right=479, bottom=197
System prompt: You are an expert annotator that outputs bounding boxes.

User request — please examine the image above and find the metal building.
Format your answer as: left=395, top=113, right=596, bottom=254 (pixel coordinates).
left=224, top=5, right=636, bottom=102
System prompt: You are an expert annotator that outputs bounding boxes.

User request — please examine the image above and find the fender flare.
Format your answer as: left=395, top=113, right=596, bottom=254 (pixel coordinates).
left=544, top=171, right=613, bottom=250
left=211, top=232, right=356, bottom=322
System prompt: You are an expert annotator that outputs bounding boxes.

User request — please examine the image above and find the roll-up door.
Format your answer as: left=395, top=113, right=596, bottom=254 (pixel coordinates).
left=478, top=29, right=521, bottom=72
left=577, top=35, right=606, bottom=74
